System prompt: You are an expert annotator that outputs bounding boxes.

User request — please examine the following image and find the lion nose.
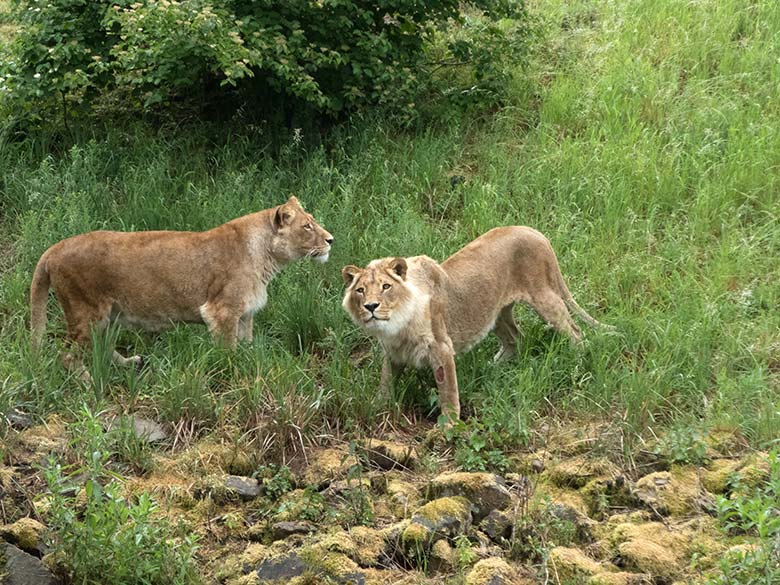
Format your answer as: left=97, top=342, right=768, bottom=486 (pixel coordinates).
left=364, top=302, right=379, bottom=313
left=326, top=237, right=334, bottom=245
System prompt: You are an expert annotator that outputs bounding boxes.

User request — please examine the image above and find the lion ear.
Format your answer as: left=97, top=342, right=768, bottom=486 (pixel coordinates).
left=389, top=257, right=407, bottom=280
left=342, top=265, right=362, bottom=286
left=287, top=195, right=301, bottom=207
left=274, top=202, right=296, bottom=230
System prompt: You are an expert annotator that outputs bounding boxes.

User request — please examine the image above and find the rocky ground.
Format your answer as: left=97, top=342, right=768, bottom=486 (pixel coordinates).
left=0, top=414, right=769, bottom=585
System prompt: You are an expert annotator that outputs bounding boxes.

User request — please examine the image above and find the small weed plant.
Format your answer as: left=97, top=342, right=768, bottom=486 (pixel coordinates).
left=654, top=425, right=710, bottom=466
left=44, top=459, right=200, bottom=585
left=709, top=452, right=780, bottom=584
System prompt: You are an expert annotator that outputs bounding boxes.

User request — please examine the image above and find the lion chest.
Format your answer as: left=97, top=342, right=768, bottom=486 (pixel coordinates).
left=380, top=327, right=436, bottom=368
left=243, top=282, right=269, bottom=314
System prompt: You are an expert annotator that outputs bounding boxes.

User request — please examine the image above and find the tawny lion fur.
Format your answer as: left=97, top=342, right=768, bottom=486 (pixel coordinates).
left=30, top=196, right=332, bottom=377
left=341, top=226, right=609, bottom=420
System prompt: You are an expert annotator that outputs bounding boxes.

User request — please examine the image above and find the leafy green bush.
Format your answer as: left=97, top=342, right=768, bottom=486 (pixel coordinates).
left=1, top=0, right=530, bottom=126
left=44, top=458, right=200, bottom=585
left=443, top=417, right=516, bottom=473
left=654, top=424, right=709, bottom=466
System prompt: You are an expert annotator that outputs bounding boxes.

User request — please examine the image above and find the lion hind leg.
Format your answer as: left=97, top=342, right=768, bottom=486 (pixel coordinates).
left=62, top=300, right=112, bottom=382
left=529, top=293, right=582, bottom=344
left=493, top=303, right=519, bottom=362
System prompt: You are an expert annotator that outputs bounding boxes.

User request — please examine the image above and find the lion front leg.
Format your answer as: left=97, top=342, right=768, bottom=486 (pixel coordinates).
left=238, top=312, right=254, bottom=343
left=431, top=344, right=460, bottom=423
left=380, top=352, right=404, bottom=399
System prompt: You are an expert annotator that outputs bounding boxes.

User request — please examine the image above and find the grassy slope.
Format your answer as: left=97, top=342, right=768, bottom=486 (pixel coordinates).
left=1, top=0, right=779, bottom=458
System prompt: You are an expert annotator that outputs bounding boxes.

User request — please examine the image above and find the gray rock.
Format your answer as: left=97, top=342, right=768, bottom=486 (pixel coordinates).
left=480, top=509, right=513, bottom=542
left=0, top=542, right=58, bottom=585
left=224, top=475, right=261, bottom=500
left=271, top=520, right=315, bottom=541
left=5, top=409, right=33, bottom=431
left=255, top=552, right=307, bottom=581
left=105, top=414, right=167, bottom=443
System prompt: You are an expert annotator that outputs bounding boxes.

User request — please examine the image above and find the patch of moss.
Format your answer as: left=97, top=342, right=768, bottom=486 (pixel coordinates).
left=465, top=557, right=516, bottom=585
left=702, top=459, right=740, bottom=494
left=547, top=456, right=617, bottom=489
left=548, top=546, right=603, bottom=581
left=0, top=517, right=46, bottom=553
left=581, top=476, right=635, bottom=520
left=610, top=522, right=692, bottom=581
left=429, top=472, right=510, bottom=519
left=633, top=468, right=712, bottom=517
left=414, top=495, right=471, bottom=526
left=298, top=545, right=360, bottom=578
left=617, top=540, right=679, bottom=581
left=302, top=448, right=358, bottom=487
left=587, top=571, right=652, bottom=585
left=349, top=526, right=386, bottom=567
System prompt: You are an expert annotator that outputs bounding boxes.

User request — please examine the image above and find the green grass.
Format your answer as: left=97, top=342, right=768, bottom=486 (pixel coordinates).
left=1, top=0, right=779, bottom=458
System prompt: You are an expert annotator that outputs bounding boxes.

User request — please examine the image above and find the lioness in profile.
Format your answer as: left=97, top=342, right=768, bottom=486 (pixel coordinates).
left=31, top=196, right=332, bottom=377
left=341, top=226, right=609, bottom=421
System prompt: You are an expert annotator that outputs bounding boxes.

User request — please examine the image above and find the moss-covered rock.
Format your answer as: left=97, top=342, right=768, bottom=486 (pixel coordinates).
left=173, top=438, right=255, bottom=476
left=611, top=522, right=691, bottom=581
left=548, top=456, right=618, bottom=489
left=272, top=489, right=325, bottom=523
left=581, top=476, right=635, bottom=520
left=479, top=509, right=512, bottom=543
left=702, top=458, right=740, bottom=494
left=429, top=472, right=511, bottom=520
left=302, top=448, right=359, bottom=488
left=191, top=474, right=244, bottom=505
left=386, top=479, right=421, bottom=518
left=633, top=468, right=714, bottom=517
left=402, top=497, right=472, bottom=559
left=359, top=439, right=418, bottom=470
left=587, top=572, right=652, bottom=585
left=617, top=540, right=678, bottom=580
left=429, top=539, right=455, bottom=574
left=465, top=557, right=526, bottom=585
left=349, top=526, right=386, bottom=567
left=0, top=517, right=47, bottom=555
left=548, top=546, right=603, bottom=581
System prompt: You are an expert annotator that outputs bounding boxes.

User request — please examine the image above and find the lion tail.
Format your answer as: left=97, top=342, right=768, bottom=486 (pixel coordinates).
left=30, top=252, right=51, bottom=350
left=555, top=267, right=613, bottom=331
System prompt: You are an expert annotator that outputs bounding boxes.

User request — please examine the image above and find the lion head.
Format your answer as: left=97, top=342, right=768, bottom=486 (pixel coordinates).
left=272, top=196, right=333, bottom=263
left=341, top=257, right=419, bottom=334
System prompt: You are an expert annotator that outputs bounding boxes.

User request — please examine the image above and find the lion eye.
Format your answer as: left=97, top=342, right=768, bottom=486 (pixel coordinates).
left=356, top=287, right=365, bottom=294
left=304, top=223, right=313, bottom=231
left=382, top=283, right=391, bottom=290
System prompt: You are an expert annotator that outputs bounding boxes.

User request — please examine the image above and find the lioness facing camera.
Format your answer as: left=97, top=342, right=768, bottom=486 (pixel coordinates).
left=341, top=226, right=609, bottom=421
left=31, top=196, right=332, bottom=378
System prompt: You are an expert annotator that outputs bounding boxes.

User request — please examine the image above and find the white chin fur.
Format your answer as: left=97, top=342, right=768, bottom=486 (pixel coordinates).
left=314, top=251, right=330, bottom=263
